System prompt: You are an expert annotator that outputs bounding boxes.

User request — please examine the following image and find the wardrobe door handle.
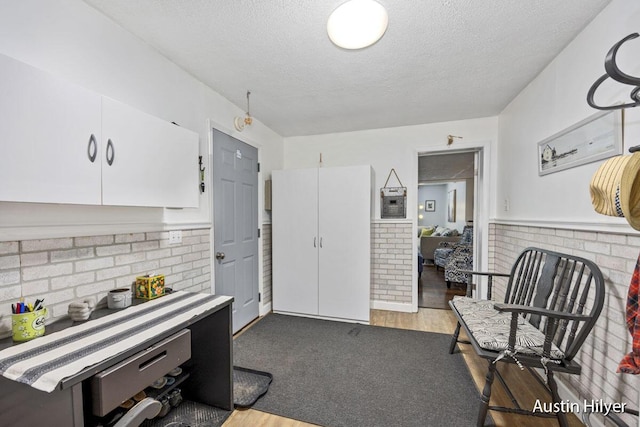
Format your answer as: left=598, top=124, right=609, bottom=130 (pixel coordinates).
left=106, top=139, right=115, bottom=166
left=87, top=134, right=97, bottom=163
left=314, top=237, right=317, bottom=248
left=320, top=237, right=323, bottom=248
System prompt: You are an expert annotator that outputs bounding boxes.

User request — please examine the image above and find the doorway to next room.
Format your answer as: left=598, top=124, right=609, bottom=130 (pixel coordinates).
left=417, top=151, right=477, bottom=309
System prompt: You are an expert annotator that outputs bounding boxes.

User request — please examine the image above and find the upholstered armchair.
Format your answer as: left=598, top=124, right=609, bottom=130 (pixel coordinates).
left=444, top=244, right=473, bottom=288
left=433, top=226, right=473, bottom=287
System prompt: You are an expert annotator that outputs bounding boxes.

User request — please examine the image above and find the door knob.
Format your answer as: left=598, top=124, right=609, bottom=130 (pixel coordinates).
left=215, top=252, right=226, bottom=260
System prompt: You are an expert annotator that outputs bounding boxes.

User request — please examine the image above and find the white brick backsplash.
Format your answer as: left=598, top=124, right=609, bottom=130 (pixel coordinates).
left=75, top=235, right=114, bottom=247
left=160, top=256, right=183, bottom=267
left=0, top=228, right=212, bottom=339
left=490, top=223, right=638, bottom=418
left=0, top=270, right=20, bottom=286
left=96, top=244, right=131, bottom=257
left=182, top=252, right=202, bottom=263
left=50, top=248, right=94, bottom=262
left=20, top=252, right=49, bottom=266
left=21, top=279, right=50, bottom=296
left=191, top=243, right=209, bottom=252
left=75, top=279, right=115, bottom=298
left=75, top=257, right=114, bottom=273
left=146, top=248, right=172, bottom=260
left=51, top=272, right=95, bottom=290
left=115, top=252, right=146, bottom=265
left=96, top=265, right=131, bottom=281
left=21, top=238, right=73, bottom=252
left=131, top=260, right=160, bottom=274
left=145, top=232, right=166, bottom=241
left=22, top=263, right=72, bottom=281
left=0, top=241, right=19, bottom=255
left=172, top=263, right=193, bottom=274
left=171, top=246, right=191, bottom=256
left=114, top=233, right=146, bottom=243
left=372, top=222, right=412, bottom=303
left=0, top=284, right=21, bottom=300
left=0, top=255, right=20, bottom=270
left=132, top=241, right=159, bottom=252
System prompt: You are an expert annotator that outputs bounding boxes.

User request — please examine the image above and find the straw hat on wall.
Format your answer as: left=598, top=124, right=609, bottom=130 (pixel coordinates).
left=590, top=152, right=640, bottom=230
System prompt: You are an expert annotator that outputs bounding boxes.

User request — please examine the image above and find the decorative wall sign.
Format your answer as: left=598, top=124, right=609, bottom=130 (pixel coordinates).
left=537, top=110, right=623, bottom=176
left=425, top=200, right=435, bottom=212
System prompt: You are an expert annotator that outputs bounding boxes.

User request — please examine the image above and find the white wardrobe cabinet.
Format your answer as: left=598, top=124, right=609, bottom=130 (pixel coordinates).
left=0, top=53, right=199, bottom=208
left=272, top=165, right=372, bottom=323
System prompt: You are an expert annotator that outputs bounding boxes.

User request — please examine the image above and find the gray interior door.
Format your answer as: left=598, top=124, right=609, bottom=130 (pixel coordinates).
left=212, top=129, right=259, bottom=333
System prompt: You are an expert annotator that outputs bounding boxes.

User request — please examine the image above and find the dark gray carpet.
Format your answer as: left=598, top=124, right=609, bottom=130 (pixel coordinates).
left=233, top=314, right=485, bottom=427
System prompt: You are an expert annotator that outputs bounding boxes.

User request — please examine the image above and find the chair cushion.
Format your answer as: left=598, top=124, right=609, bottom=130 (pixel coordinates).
left=451, top=296, right=565, bottom=359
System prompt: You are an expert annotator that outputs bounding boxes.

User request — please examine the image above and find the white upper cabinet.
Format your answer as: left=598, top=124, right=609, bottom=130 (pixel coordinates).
left=0, top=53, right=199, bottom=208
left=101, top=98, right=199, bottom=208
left=0, top=54, right=103, bottom=205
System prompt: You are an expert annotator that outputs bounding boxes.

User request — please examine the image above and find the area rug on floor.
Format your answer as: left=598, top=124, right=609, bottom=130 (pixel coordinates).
left=233, top=314, right=489, bottom=427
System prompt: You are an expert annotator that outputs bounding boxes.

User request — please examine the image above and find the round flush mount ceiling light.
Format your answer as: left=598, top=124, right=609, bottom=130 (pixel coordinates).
left=327, top=0, right=388, bottom=49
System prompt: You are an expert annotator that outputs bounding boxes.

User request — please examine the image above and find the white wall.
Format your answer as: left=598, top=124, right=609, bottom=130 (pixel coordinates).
left=283, top=117, right=498, bottom=225
left=0, top=0, right=284, bottom=239
left=418, top=184, right=447, bottom=227
left=496, top=0, right=640, bottom=421
left=418, top=183, right=469, bottom=232
left=497, top=0, right=640, bottom=231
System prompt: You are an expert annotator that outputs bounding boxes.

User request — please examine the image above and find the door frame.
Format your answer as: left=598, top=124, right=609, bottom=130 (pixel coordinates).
left=207, top=119, right=269, bottom=316
left=414, top=140, right=492, bottom=306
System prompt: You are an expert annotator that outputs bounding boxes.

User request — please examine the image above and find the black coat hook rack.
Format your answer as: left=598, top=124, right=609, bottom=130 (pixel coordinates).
left=587, top=33, right=640, bottom=111
left=587, top=33, right=640, bottom=153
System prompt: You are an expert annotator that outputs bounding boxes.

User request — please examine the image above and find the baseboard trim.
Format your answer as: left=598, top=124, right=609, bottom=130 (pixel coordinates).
left=259, top=302, right=272, bottom=316
left=370, top=300, right=415, bottom=313
left=272, top=310, right=369, bottom=324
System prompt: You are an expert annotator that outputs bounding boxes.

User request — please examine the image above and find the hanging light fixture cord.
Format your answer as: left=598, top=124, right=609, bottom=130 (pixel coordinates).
left=245, top=91, right=253, bottom=126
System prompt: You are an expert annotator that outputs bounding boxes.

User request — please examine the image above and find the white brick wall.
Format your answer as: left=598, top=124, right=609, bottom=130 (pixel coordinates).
left=490, top=223, right=639, bottom=423
left=0, top=229, right=212, bottom=339
left=371, top=222, right=413, bottom=304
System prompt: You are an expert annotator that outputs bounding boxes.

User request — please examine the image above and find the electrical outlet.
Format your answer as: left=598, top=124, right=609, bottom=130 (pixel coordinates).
left=169, top=230, right=182, bottom=245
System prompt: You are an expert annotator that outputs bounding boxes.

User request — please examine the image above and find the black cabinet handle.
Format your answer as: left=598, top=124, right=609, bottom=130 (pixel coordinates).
left=87, top=134, right=97, bottom=163
left=106, top=139, right=115, bottom=166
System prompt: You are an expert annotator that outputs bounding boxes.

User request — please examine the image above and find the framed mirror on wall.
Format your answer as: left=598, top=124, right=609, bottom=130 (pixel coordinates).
left=448, top=190, right=456, bottom=222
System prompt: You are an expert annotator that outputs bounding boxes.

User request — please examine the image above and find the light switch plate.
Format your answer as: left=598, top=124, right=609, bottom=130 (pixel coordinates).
left=168, top=230, right=182, bottom=245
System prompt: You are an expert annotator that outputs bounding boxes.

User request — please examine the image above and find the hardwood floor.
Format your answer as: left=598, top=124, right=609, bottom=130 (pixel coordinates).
left=418, top=264, right=466, bottom=309
left=223, top=309, right=584, bottom=427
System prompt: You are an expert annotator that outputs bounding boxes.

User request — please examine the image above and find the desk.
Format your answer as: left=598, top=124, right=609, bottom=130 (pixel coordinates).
left=0, top=292, right=233, bottom=426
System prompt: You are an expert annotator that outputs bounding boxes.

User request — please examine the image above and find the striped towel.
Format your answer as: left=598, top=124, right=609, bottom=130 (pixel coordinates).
left=0, top=291, right=232, bottom=392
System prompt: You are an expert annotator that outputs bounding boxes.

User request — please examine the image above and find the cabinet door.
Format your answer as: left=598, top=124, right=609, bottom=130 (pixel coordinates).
left=272, top=168, right=319, bottom=315
left=318, top=166, right=371, bottom=322
left=101, top=98, right=199, bottom=207
left=0, top=54, right=102, bottom=204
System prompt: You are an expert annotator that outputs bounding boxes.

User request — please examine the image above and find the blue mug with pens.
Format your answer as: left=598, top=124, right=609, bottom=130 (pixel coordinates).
left=12, top=299, right=46, bottom=342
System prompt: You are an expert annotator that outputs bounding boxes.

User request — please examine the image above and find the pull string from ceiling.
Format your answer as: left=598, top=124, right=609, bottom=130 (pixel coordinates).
left=234, top=90, right=253, bottom=132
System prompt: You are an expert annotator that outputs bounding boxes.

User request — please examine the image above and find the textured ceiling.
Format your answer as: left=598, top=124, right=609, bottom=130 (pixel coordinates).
left=82, top=0, right=611, bottom=137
